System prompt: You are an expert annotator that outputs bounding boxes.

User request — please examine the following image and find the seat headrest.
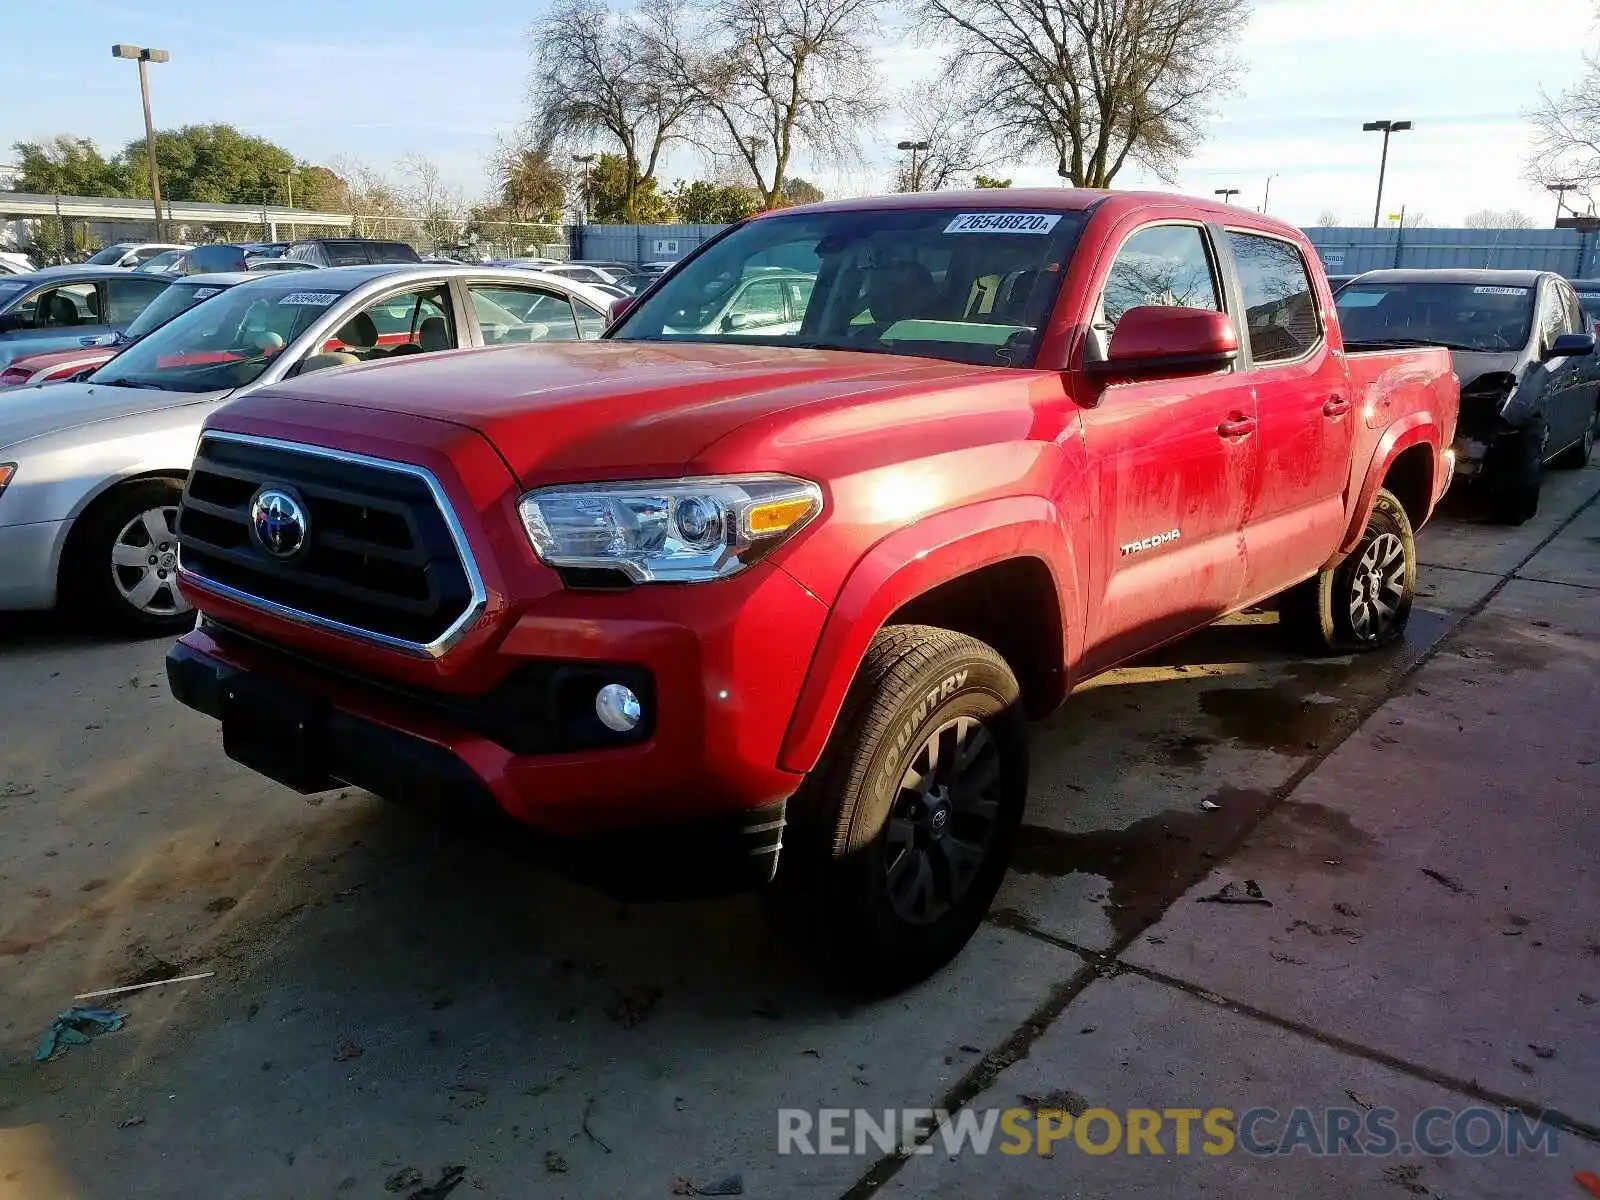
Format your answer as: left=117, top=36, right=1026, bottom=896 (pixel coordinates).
left=335, top=311, right=378, bottom=349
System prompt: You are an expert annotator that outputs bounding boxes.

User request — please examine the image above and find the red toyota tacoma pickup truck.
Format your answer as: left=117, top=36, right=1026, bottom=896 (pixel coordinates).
left=167, top=190, right=1457, bottom=992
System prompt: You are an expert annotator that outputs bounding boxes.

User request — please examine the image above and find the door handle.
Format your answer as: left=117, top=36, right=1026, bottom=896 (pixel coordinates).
left=1217, top=413, right=1257, bottom=439
left=1323, top=394, right=1351, bottom=417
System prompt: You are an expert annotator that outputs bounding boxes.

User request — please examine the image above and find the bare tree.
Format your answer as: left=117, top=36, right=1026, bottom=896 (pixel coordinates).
left=1463, top=208, right=1535, bottom=229
left=659, top=0, right=885, bottom=208
left=395, top=153, right=467, bottom=249
left=328, top=156, right=405, bottom=237
left=1315, top=210, right=1343, bottom=228
left=1526, top=48, right=1600, bottom=206
left=527, top=0, right=700, bottom=221
left=916, top=0, right=1249, bottom=187
left=891, top=78, right=999, bottom=192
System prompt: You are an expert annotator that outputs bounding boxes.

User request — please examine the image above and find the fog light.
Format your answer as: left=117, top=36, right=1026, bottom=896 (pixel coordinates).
left=595, top=683, right=642, bottom=732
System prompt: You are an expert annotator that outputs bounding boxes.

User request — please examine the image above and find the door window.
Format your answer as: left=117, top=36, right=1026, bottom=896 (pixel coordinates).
left=307, top=287, right=453, bottom=370
left=105, top=277, right=171, bottom=323
left=1100, top=225, right=1221, bottom=333
left=1540, top=284, right=1571, bottom=350
left=19, top=283, right=101, bottom=328
left=722, top=279, right=788, bottom=331
left=1226, top=232, right=1322, bottom=364
left=469, top=284, right=581, bottom=342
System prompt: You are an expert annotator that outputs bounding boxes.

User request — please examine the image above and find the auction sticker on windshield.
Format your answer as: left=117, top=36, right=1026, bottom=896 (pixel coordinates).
left=944, top=213, right=1062, bottom=235
left=1472, top=286, right=1528, bottom=295
left=277, top=291, right=340, bottom=306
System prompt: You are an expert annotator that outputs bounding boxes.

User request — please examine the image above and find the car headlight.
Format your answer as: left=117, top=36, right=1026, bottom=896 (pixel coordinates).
left=518, top=474, right=822, bottom=583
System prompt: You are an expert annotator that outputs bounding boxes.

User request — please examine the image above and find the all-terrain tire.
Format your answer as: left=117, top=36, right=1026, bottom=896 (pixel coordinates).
left=764, top=625, right=1027, bottom=995
left=1278, top=488, right=1417, bottom=655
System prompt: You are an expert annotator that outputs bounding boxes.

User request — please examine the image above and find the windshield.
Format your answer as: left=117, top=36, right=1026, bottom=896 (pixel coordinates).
left=91, top=282, right=348, bottom=392
left=1336, top=282, right=1535, bottom=352
left=121, top=281, right=234, bottom=340
left=84, top=244, right=134, bottom=265
left=611, top=207, right=1087, bottom=367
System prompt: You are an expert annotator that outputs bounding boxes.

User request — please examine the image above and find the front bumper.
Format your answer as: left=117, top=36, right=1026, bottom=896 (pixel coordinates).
left=0, top=520, right=66, bottom=610
left=168, top=561, right=828, bottom=895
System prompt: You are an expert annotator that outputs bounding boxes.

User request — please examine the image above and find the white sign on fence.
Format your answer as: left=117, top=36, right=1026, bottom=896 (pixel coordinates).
left=1321, top=249, right=1347, bottom=268
left=652, top=239, right=680, bottom=256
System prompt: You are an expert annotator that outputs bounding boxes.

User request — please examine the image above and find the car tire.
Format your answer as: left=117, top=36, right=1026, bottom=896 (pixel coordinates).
left=1552, top=407, right=1597, bottom=470
left=764, top=625, right=1027, bottom=995
left=1487, top=420, right=1544, bottom=525
left=66, top=479, right=196, bottom=637
left=1278, top=488, right=1417, bottom=655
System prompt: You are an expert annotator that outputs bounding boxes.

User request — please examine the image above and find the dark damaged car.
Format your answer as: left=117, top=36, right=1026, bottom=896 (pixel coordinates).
left=1336, top=269, right=1599, bottom=523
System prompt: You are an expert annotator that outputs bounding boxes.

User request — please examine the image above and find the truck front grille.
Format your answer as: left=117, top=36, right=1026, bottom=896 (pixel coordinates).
left=177, top=433, right=483, bottom=655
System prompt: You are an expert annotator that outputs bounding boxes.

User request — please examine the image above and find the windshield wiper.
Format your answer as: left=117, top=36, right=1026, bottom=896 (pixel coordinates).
left=1346, top=336, right=1497, bottom=353
left=93, top=377, right=169, bottom=390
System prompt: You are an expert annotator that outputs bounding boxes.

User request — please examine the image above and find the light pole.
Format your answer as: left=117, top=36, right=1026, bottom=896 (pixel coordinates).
left=1214, top=187, right=1240, bottom=204
left=897, top=139, right=931, bottom=192
left=1261, top=174, right=1277, bottom=214
left=1547, top=181, right=1579, bottom=226
left=571, top=153, right=595, bottom=224
left=280, top=167, right=299, bottom=241
left=1362, top=119, right=1412, bottom=229
left=111, top=44, right=170, bottom=240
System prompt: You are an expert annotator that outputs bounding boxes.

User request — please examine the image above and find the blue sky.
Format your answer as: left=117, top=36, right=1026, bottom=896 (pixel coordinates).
left=3, top=0, right=1595, bottom=226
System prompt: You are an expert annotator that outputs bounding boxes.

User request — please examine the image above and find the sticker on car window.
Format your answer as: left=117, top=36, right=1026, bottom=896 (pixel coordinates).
left=1472, top=286, right=1528, bottom=295
left=190, top=287, right=222, bottom=300
left=1578, top=292, right=1600, bottom=300
left=944, top=213, right=1061, bottom=235
left=277, top=291, right=340, bottom=306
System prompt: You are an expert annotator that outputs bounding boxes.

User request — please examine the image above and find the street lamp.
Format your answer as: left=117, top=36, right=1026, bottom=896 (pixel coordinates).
left=1547, top=181, right=1579, bottom=226
left=571, top=153, right=595, bottom=224
left=280, top=167, right=299, bottom=241
left=897, top=139, right=931, bottom=192
left=1214, top=187, right=1240, bottom=204
left=1362, top=119, right=1412, bottom=229
left=111, top=44, right=170, bottom=240
left=1261, top=174, right=1277, bottom=215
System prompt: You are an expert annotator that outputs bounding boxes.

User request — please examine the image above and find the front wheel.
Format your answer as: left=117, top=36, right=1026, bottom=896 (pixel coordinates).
left=765, top=625, right=1027, bottom=994
left=1279, top=488, right=1417, bottom=654
left=67, top=479, right=195, bottom=637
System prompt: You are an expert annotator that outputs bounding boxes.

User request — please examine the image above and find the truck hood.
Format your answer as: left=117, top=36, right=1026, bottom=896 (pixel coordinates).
left=248, top=340, right=994, bottom=484
left=0, top=381, right=227, bottom=452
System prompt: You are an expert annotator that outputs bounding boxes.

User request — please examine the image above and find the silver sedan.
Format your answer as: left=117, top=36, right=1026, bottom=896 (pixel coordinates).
left=0, top=263, right=615, bottom=635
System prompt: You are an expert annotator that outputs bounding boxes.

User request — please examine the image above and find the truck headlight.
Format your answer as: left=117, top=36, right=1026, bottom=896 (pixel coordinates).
left=518, top=474, right=822, bottom=583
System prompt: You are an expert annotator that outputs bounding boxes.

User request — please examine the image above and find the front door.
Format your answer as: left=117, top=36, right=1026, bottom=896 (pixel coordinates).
left=1542, top=278, right=1597, bottom=454
left=1077, top=222, right=1257, bottom=673
left=1224, top=229, right=1352, bottom=599
left=0, top=281, right=115, bottom=366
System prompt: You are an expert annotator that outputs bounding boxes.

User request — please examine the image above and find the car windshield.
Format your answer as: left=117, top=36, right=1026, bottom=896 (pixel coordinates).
left=90, top=282, right=349, bottom=393
left=611, top=206, right=1087, bottom=367
left=84, top=244, right=134, bottom=265
left=121, top=281, right=235, bottom=340
left=1336, top=281, right=1536, bottom=352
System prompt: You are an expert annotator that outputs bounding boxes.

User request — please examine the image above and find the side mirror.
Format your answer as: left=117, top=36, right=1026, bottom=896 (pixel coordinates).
left=1544, top=331, right=1595, bottom=361
left=1087, top=305, right=1239, bottom=383
left=607, top=296, right=635, bottom=327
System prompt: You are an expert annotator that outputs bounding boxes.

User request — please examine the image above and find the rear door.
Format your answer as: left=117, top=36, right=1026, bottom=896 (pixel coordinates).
left=1076, top=221, right=1257, bottom=672
left=1223, top=228, right=1351, bottom=597
left=104, top=276, right=171, bottom=329
left=1542, top=277, right=1596, bottom=454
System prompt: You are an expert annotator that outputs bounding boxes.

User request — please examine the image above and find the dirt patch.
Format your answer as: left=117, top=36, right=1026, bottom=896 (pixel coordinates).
left=1010, top=788, right=1275, bottom=939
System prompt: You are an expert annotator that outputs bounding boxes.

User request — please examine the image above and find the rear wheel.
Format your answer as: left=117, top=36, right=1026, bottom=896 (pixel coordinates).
left=67, top=479, right=195, bottom=637
left=765, top=625, right=1027, bottom=994
left=1552, top=407, right=1597, bottom=469
left=1279, top=488, right=1416, bottom=655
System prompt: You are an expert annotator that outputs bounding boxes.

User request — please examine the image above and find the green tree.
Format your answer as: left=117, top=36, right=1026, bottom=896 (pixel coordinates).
left=587, top=153, right=671, bottom=222
left=779, top=177, right=825, bottom=207
left=492, top=138, right=567, bottom=223
left=666, top=179, right=760, bottom=222
left=117, top=124, right=309, bottom=206
left=974, top=174, right=1011, bottom=188
left=9, top=136, right=125, bottom=195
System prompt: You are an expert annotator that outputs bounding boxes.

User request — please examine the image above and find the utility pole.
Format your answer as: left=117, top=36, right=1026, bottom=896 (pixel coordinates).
left=280, top=167, right=299, bottom=241
left=1362, top=119, right=1412, bottom=229
left=1548, top=181, right=1578, bottom=226
left=571, top=154, right=595, bottom=224
left=896, top=139, right=931, bottom=192
left=1261, top=174, right=1277, bottom=215
left=111, top=44, right=170, bottom=240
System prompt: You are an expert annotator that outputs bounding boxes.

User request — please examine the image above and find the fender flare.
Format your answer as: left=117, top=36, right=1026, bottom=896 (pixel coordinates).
left=777, top=494, right=1081, bottom=775
left=1335, top=413, right=1439, bottom=558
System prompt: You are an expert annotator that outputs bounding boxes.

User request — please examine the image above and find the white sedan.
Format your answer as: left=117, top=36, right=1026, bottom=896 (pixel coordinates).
left=0, top=264, right=614, bottom=634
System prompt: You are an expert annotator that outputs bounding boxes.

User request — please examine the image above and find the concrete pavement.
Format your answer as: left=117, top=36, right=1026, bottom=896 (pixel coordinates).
left=1, top=465, right=1597, bottom=1199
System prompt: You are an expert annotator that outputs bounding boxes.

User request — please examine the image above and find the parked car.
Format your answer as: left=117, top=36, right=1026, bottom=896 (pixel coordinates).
left=1326, top=274, right=1356, bottom=293
left=0, top=273, right=254, bottom=389
left=660, top=267, right=815, bottom=336
left=82, top=242, right=188, bottom=269
left=1568, top=278, right=1600, bottom=332
left=242, top=242, right=289, bottom=259
left=541, top=263, right=627, bottom=286
left=134, top=244, right=253, bottom=277
left=0, top=253, right=36, bottom=275
left=0, top=264, right=615, bottom=633
left=282, top=238, right=422, bottom=268
left=244, top=259, right=319, bottom=273
left=0, top=267, right=173, bottom=369
left=163, top=189, right=1457, bottom=992
left=1336, top=269, right=1597, bottom=523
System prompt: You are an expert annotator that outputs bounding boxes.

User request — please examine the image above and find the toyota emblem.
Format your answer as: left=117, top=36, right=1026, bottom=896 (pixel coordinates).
left=249, top=487, right=308, bottom=558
